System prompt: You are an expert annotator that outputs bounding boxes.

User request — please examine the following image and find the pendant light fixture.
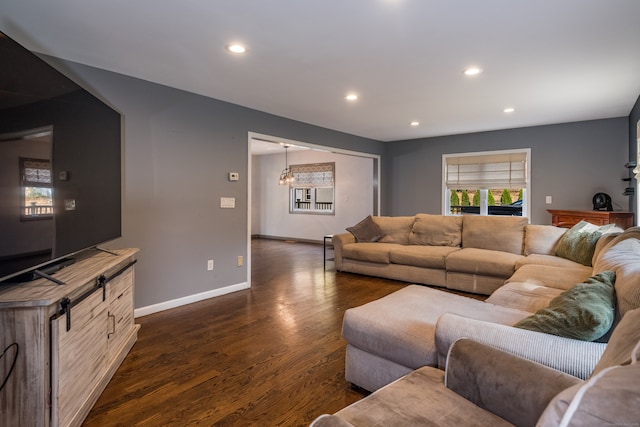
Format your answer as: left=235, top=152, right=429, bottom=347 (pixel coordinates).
left=278, top=145, right=295, bottom=185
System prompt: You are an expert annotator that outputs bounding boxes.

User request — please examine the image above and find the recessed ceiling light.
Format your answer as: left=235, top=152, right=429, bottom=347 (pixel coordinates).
left=463, top=67, right=482, bottom=76
left=226, top=44, right=247, bottom=54
left=345, top=94, right=358, bottom=101
left=410, top=121, right=420, bottom=126
left=504, top=107, right=515, bottom=113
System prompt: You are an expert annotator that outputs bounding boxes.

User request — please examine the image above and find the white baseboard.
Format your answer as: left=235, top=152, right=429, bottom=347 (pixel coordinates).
left=134, top=282, right=250, bottom=318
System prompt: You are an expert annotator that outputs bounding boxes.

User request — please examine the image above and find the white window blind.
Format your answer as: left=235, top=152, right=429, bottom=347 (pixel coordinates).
left=445, top=152, right=527, bottom=190
left=290, top=163, right=334, bottom=188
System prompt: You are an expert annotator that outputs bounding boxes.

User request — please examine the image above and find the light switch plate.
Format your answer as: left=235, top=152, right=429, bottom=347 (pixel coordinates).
left=220, top=197, right=236, bottom=208
left=229, top=172, right=239, bottom=181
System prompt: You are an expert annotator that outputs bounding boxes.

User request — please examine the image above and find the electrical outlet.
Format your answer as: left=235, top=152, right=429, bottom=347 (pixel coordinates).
left=207, top=259, right=214, bottom=271
left=237, top=256, right=244, bottom=267
left=545, top=196, right=553, bottom=204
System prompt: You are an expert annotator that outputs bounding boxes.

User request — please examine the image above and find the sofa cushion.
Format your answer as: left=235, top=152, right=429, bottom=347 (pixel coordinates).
left=513, top=271, right=616, bottom=341
left=341, top=242, right=400, bottom=264
left=372, top=216, right=415, bottom=245
left=486, top=282, right=564, bottom=313
left=409, top=214, right=462, bottom=247
left=524, top=224, right=567, bottom=255
left=342, top=285, right=529, bottom=370
left=592, top=231, right=623, bottom=263
left=389, top=245, right=460, bottom=269
left=333, top=366, right=513, bottom=427
left=536, top=305, right=640, bottom=425
left=593, top=227, right=640, bottom=316
left=446, top=339, right=581, bottom=427
left=554, top=221, right=613, bottom=267
left=538, top=363, right=640, bottom=427
left=515, top=253, right=591, bottom=271
left=461, top=215, right=528, bottom=255
left=507, top=264, right=593, bottom=291
left=445, top=248, right=524, bottom=278
left=592, top=308, right=640, bottom=375
left=310, top=414, right=354, bottom=427
left=345, top=215, right=383, bottom=242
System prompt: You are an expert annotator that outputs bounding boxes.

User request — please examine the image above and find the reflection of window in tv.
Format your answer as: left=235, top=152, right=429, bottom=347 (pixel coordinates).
left=20, top=157, right=53, bottom=220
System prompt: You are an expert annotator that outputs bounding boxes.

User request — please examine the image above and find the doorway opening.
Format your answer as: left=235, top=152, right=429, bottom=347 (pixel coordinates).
left=247, top=132, right=380, bottom=286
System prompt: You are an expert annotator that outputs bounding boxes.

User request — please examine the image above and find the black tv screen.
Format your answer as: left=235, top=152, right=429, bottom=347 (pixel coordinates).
left=0, top=31, right=121, bottom=283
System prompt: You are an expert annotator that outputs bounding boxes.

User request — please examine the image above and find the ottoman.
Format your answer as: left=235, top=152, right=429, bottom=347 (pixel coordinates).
left=342, top=285, right=529, bottom=391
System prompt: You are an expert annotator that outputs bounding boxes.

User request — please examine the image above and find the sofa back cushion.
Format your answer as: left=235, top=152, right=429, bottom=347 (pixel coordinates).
left=593, top=227, right=640, bottom=316
left=461, top=216, right=528, bottom=255
left=372, top=216, right=415, bottom=245
left=538, top=363, right=640, bottom=427
left=409, top=214, right=462, bottom=246
left=592, top=308, right=640, bottom=374
left=524, top=224, right=566, bottom=256
left=538, top=308, right=640, bottom=427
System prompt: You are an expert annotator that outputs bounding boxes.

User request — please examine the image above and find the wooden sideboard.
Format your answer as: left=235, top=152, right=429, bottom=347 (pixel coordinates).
left=548, top=209, right=635, bottom=229
left=0, top=248, right=139, bottom=427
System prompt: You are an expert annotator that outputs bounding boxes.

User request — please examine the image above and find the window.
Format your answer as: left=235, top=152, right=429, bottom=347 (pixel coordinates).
left=20, top=157, right=53, bottom=220
left=443, top=149, right=530, bottom=217
left=289, top=162, right=335, bottom=215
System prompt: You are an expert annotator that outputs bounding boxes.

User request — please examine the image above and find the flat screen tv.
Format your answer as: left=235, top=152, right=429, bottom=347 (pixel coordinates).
left=0, top=31, right=121, bottom=283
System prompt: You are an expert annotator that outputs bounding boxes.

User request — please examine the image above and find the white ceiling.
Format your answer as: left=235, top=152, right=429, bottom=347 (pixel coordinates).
left=2, top=0, right=640, bottom=142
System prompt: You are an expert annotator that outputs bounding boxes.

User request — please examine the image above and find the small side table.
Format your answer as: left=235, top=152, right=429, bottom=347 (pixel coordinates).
left=324, top=234, right=334, bottom=269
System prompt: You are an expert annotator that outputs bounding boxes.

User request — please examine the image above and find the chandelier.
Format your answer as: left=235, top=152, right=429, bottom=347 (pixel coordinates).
left=278, top=145, right=295, bottom=185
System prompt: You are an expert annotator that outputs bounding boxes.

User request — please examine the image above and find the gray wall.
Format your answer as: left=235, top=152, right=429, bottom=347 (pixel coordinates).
left=383, top=118, right=630, bottom=224
left=41, top=56, right=384, bottom=310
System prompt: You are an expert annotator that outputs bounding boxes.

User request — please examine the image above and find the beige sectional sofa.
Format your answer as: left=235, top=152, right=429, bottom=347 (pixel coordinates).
left=312, top=308, right=640, bottom=427
left=334, top=214, right=583, bottom=295
left=334, top=215, right=640, bottom=393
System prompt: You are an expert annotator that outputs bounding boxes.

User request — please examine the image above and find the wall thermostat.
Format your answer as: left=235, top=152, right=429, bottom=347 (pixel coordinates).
left=229, top=172, right=239, bottom=181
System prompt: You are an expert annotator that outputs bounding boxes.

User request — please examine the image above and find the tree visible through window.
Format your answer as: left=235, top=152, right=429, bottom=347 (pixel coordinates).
left=289, top=162, right=335, bottom=215
left=443, top=149, right=530, bottom=217
left=20, top=157, right=53, bottom=220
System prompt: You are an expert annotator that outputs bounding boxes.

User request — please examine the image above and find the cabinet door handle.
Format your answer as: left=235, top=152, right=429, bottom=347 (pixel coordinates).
left=107, top=313, right=116, bottom=337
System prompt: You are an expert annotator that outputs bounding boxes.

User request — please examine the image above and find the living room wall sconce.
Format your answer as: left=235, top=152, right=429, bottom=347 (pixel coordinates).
left=278, top=145, right=295, bottom=185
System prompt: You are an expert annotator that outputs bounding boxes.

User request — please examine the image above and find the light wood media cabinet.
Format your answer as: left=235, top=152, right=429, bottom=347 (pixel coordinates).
left=0, top=248, right=139, bottom=427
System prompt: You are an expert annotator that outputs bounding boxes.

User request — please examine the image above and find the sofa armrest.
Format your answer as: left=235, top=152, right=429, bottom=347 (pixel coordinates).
left=435, top=313, right=607, bottom=380
left=446, top=338, right=581, bottom=427
left=332, top=233, right=355, bottom=271
left=309, top=414, right=355, bottom=427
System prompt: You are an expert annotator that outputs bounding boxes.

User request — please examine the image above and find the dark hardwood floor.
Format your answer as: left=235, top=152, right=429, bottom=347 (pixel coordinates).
left=83, top=239, right=406, bottom=426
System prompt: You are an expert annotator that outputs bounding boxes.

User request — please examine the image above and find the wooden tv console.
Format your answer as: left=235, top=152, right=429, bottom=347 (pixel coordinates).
left=0, top=248, right=139, bottom=427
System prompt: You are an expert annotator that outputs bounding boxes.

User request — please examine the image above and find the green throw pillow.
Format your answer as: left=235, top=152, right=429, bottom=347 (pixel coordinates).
left=554, top=221, right=612, bottom=266
left=346, top=215, right=384, bottom=243
left=514, top=270, right=616, bottom=341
